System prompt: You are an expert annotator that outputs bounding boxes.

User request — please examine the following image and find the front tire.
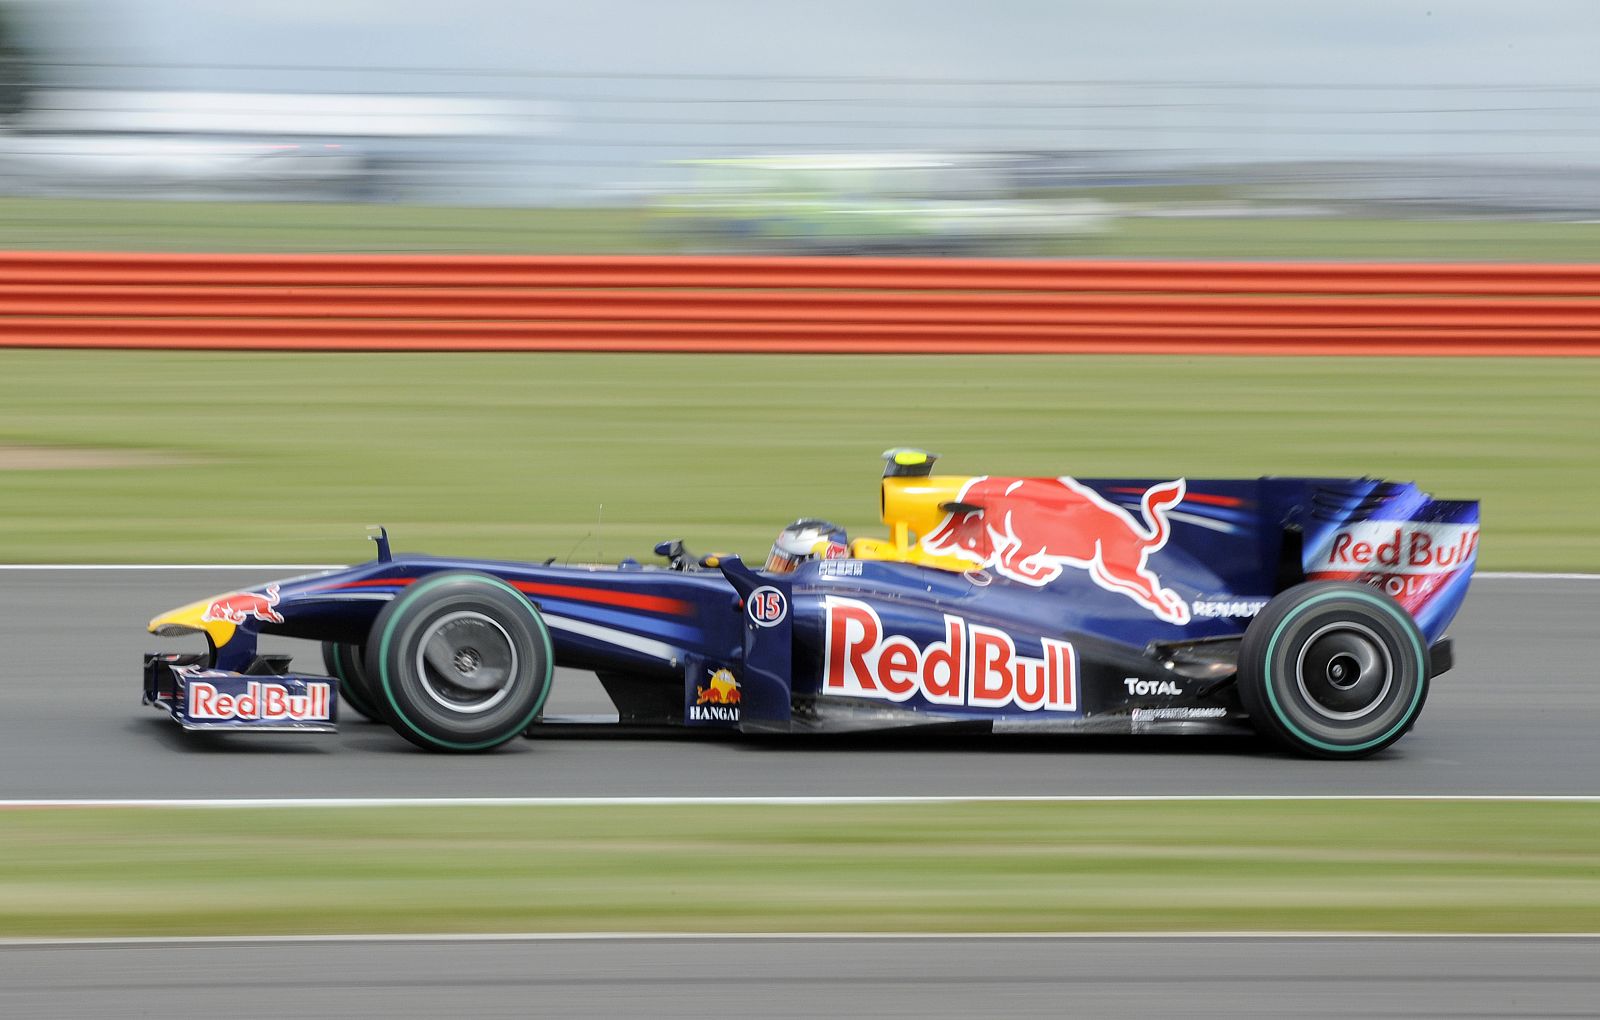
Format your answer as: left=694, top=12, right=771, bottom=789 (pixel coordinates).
left=322, top=641, right=380, bottom=722
left=1238, top=582, right=1429, bottom=759
left=365, top=572, right=554, bottom=752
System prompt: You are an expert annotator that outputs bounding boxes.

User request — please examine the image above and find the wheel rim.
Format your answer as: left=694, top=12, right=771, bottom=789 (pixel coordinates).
left=1294, top=621, right=1393, bottom=722
left=414, top=611, right=518, bottom=715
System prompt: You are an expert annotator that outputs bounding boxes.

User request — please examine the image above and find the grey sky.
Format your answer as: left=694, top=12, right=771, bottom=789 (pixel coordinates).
left=31, top=0, right=1600, bottom=202
left=78, top=1, right=1600, bottom=84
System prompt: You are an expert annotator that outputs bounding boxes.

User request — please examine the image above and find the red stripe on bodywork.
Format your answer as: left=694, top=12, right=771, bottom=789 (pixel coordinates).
left=509, top=580, right=690, bottom=616
left=323, top=575, right=690, bottom=616
left=326, top=577, right=417, bottom=588
left=1108, top=487, right=1245, bottom=508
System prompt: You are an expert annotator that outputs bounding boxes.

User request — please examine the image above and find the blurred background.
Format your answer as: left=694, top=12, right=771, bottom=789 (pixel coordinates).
left=3, top=0, right=1600, bottom=255
left=3, top=8, right=1600, bottom=1000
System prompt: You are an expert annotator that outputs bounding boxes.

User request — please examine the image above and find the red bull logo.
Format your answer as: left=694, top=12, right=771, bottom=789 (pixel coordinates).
left=824, top=597, right=1078, bottom=712
left=187, top=679, right=332, bottom=722
left=200, top=584, right=285, bottom=625
left=1308, top=521, right=1479, bottom=612
left=1315, top=522, right=1479, bottom=574
left=921, top=477, right=1190, bottom=624
left=696, top=669, right=741, bottom=706
left=690, top=668, right=741, bottom=722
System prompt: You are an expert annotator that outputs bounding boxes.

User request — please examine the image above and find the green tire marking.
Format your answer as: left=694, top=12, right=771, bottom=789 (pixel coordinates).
left=376, top=572, right=555, bottom=751
left=1261, top=589, right=1428, bottom=755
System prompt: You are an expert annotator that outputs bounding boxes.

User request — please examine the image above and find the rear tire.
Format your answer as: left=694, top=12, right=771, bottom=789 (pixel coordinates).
left=364, top=572, right=553, bottom=752
left=1238, top=581, right=1429, bottom=759
left=321, top=641, right=380, bottom=722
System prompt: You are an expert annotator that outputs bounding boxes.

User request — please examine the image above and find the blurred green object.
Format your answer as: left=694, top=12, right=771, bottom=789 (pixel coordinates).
left=652, top=154, right=1109, bottom=254
left=0, top=351, right=1593, bottom=569
left=6, top=197, right=1600, bottom=258
left=1, top=800, right=1596, bottom=936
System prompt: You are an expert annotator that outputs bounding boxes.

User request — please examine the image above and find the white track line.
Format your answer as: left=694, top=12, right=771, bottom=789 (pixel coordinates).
left=0, top=565, right=1596, bottom=580
left=2, top=932, right=1597, bottom=948
left=1477, top=571, right=1600, bottom=580
left=0, top=564, right=344, bottom=571
left=3, top=795, right=1599, bottom=809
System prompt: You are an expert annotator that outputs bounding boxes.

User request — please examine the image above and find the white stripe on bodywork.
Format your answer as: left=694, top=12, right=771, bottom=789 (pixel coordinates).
left=541, top=613, right=680, bottom=663
left=1164, top=510, right=1237, bottom=534
left=292, top=600, right=682, bottom=660
left=1100, top=506, right=1236, bottom=535
left=301, top=592, right=395, bottom=602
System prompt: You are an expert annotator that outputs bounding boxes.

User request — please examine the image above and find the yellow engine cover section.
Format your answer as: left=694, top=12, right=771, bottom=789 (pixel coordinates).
left=851, top=474, right=978, bottom=572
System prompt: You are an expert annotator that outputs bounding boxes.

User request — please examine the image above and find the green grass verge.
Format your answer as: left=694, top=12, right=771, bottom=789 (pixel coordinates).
left=0, top=351, right=1593, bottom=569
left=7, top=196, right=1600, bottom=259
left=1093, top=216, right=1600, bottom=262
left=2, top=801, right=1596, bottom=936
left=0, top=199, right=668, bottom=254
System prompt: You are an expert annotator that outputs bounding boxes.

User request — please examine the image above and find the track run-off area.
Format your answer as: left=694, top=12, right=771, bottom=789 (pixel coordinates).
left=3, top=934, right=1598, bottom=1019
left=0, top=568, right=1594, bottom=798
left=3, top=568, right=1597, bottom=1016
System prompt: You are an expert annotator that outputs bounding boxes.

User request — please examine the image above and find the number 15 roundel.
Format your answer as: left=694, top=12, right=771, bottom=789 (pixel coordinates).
left=747, top=586, right=787, bottom=627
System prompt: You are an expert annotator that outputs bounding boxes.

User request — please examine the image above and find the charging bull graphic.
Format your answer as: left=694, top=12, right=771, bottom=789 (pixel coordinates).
left=200, top=584, right=285, bottom=625
left=696, top=668, right=741, bottom=706
left=922, top=477, right=1191, bottom=624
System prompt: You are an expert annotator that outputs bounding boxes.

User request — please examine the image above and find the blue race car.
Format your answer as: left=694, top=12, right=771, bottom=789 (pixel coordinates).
left=144, top=449, right=1478, bottom=759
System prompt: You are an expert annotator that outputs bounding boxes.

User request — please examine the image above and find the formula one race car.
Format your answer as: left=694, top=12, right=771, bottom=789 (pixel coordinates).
left=143, top=450, right=1478, bottom=759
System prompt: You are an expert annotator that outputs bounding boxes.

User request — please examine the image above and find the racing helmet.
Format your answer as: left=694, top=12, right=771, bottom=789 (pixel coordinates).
left=764, top=518, right=850, bottom=573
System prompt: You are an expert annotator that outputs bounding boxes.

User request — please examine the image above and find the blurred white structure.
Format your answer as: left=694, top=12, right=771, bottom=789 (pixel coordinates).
left=0, top=89, right=557, bottom=201
left=16, top=90, right=553, bottom=137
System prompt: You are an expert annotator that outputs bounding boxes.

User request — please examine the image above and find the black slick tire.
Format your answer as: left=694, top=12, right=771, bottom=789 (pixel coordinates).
left=1237, top=581, right=1429, bottom=760
left=321, top=640, right=381, bottom=722
left=364, top=572, right=553, bottom=753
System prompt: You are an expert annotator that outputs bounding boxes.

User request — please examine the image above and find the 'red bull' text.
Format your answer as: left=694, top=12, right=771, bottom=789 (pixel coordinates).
left=823, top=597, right=1077, bottom=712
left=1319, top=523, right=1479, bottom=573
left=187, top=680, right=333, bottom=722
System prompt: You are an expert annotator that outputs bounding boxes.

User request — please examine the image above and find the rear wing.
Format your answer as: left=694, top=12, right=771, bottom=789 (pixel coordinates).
left=1298, top=481, right=1478, bottom=643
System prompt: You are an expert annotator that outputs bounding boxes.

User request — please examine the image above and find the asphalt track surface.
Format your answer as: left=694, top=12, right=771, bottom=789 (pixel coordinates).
left=1, top=569, right=1596, bottom=797
left=3, top=935, right=1597, bottom=1018
left=3, top=571, right=1596, bottom=1013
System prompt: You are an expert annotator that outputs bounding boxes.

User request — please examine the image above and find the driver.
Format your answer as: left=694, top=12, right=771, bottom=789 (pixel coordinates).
left=764, top=518, right=850, bottom=573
